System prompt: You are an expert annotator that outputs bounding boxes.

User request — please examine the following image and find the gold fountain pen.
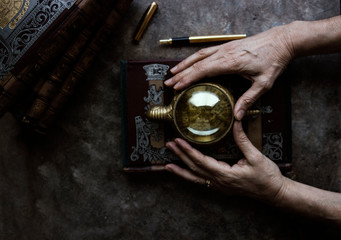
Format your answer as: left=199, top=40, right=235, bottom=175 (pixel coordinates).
left=159, top=34, right=246, bottom=45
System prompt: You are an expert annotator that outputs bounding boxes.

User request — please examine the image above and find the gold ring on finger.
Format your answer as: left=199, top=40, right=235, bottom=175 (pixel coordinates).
left=205, top=179, right=211, bottom=188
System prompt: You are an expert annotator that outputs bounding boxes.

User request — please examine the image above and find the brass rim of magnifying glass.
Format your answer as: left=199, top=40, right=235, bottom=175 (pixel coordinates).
left=172, top=83, right=235, bottom=145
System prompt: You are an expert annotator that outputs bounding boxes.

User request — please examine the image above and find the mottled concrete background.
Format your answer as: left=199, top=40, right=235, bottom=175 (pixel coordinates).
left=0, top=0, right=340, bottom=239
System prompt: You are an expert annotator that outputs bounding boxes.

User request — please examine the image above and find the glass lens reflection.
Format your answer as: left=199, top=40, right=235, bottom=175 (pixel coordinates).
left=174, top=84, right=233, bottom=144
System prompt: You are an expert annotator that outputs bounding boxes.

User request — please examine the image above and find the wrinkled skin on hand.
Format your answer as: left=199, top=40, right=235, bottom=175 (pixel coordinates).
left=165, top=25, right=294, bottom=120
left=165, top=16, right=341, bottom=226
left=165, top=121, right=286, bottom=203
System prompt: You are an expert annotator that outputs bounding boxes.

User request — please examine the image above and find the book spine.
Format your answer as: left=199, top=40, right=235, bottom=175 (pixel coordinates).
left=35, top=0, right=132, bottom=134
left=120, top=60, right=128, bottom=167
left=0, top=0, right=103, bottom=116
left=21, top=4, right=111, bottom=124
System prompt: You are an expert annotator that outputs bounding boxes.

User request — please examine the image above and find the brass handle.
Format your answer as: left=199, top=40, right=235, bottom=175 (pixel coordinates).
left=145, top=83, right=261, bottom=145
left=147, top=106, right=260, bottom=121
left=146, top=105, right=173, bottom=121
left=246, top=109, right=261, bottom=116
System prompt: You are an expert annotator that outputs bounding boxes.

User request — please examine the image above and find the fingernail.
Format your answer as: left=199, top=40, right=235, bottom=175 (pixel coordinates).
left=174, top=82, right=181, bottom=90
left=170, top=66, right=178, bottom=73
left=165, top=142, right=173, bottom=149
left=236, top=110, right=245, bottom=120
left=165, top=164, right=173, bottom=172
left=164, top=78, right=172, bottom=86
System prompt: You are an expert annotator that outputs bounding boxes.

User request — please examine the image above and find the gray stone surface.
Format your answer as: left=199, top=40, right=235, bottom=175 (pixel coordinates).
left=0, top=0, right=340, bottom=239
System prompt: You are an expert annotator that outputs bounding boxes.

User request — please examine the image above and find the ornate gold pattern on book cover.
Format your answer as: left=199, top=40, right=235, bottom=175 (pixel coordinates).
left=0, top=0, right=30, bottom=29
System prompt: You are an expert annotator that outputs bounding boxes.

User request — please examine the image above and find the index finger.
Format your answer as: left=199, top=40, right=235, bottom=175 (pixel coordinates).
left=170, top=46, right=219, bottom=74
left=168, top=50, right=240, bottom=90
left=173, top=138, right=231, bottom=174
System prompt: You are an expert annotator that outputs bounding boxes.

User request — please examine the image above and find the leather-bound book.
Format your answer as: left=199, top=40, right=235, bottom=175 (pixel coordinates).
left=121, top=60, right=292, bottom=172
left=0, top=0, right=103, bottom=116
left=20, top=0, right=116, bottom=125
left=35, top=0, right=133, bottom=134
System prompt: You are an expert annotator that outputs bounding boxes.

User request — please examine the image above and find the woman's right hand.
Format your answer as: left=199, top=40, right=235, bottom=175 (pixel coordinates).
left=165, top=24, right=294, bottom=120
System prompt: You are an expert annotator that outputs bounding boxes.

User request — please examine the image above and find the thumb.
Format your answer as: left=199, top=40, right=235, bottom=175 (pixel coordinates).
left=233, top=121, right=262, bottom=164
left=234, top=82, right=267, bottom=120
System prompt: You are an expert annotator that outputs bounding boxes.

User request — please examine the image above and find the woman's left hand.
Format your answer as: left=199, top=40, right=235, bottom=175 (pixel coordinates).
left=165, top=121, right=287, bottom=202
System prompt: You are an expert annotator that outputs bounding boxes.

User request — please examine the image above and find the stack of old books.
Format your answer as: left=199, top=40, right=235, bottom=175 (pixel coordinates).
left=0, top=0, right=132, bottom=134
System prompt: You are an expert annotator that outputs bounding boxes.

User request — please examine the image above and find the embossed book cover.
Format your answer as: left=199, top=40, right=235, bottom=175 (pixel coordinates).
left=0, top=0, right=132, bottom=134
left=0, top=0, right=79, bottom=118
left=0, top=0, right=77, bottom=77
left=121, top=60, right=292, bottom=172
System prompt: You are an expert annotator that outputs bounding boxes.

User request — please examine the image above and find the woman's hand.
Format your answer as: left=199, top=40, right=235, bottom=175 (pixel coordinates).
left=165, top=25, right=294, bottom=120
left=165, top=16, right=341, bottom=225
left=165, top=121, right=287, bottom=202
